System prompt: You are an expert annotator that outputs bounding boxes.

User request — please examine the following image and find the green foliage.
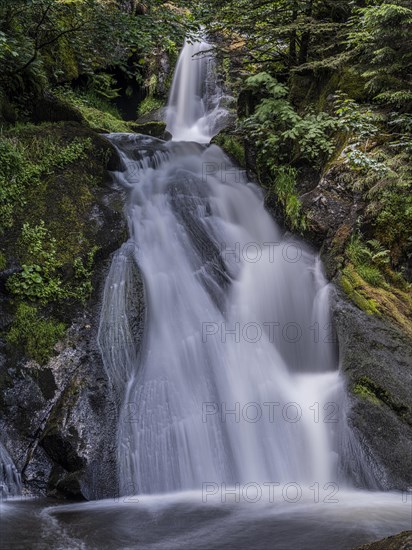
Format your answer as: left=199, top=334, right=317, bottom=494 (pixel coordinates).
left=212, top=133, right=246, bottom=167
left=348, top=1, right=412, bottom=108
left=202, top=0, right=352, bottom=72
left=346, top=235, right=390, bottom=288
left=387, top=113, right=412, bottom=152
left=334, top=92, right=389, bottom=173
left=0, top=139, right=27, bottom=230
left=242, top=73, right=336, bottom=167
left=356, top=264, right=385, bottom=287
left=7, top=302, right=65, bottom=365
left=267, top=166, right=307, bottom=232
left=7, top=219, right=98, bottom=305
left=334, top=92, right=379, bottom=139
left=362, top=150, right=412, bottom=263
left=87, top=73, right=121, bottom=101
left=7, top=221, right=64, bottom=303
left=0, top=0, right=197, bottom=100
left=0, top=132, right=92, bottom=233
left=69, top=246, right=99, bottom=303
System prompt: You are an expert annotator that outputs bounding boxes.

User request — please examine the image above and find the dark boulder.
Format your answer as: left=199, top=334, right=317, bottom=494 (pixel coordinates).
left=129, top=120, right=168, bottom=139
left=332, top=291, right=412, bottom=490
left=32, top=92, right=84, bottom=124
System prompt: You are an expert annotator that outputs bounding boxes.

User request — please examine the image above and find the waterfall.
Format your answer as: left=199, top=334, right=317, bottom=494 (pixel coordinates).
left=165, top=38, right=228, bottom=142
left=0, top=442, right=21, bottom=499
left=99, top=39, right=368, bottom=496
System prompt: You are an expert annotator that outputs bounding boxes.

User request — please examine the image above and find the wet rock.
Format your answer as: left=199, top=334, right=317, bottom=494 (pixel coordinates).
left=332, top=290, right=412, bottom=490
left=299, top=163, right=361, bottom=252
left=134, top=107, right=165, bottom=124
left=0, top=124, right=129, bottom=499
left=129, top=120, right=168, bottom=139
left=353, top=530, right=412, bottom=549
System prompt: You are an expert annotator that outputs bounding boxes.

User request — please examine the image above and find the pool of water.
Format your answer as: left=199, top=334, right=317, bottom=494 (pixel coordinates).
left=1, top=490, right=410, bottom=549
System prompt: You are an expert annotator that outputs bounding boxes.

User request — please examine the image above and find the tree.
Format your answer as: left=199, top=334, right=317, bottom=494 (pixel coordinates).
left=200, top=0, right=353, bottom=75
left=348, top=0, right=412, bottom=109
left=0, top=0, right=197, bottom=96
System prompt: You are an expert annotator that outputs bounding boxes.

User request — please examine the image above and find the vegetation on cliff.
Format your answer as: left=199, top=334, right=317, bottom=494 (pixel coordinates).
left=0, top=0, right=411, bottom=355
left=0, top=1, right=193, bottom=366
left=200, top=0, right=412, bottom=330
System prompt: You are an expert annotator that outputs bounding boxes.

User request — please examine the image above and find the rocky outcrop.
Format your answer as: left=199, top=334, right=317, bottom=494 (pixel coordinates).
left=0, top=125, right=128, bottom=499
left=353, top=531, right=412, bottom=549
left=32, top=92, right=84, bottom=124
left=299, top=163, right=361, bottom=255
left=332, top=291, right=412, bottom=490
left=1, top=315, right=119, bottom=500
left=129, top=120, right=169, bottom=139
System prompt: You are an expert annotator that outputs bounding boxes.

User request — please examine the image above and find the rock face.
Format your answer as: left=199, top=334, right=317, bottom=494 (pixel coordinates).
left=129, top=120, right=169, bottom=139
left=353, top=531, right=412, bottom=550
left=332, top=292, right=412, bottom=490
left=0, top=126, right=129, bottom=499
left=300, top=163, right=361, bottom=252
left=1, top=316, right=119, bottom=499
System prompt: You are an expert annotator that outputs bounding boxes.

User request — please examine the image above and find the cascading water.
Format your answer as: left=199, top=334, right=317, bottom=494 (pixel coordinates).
left=165, top=38, right=228, bottom=142
left=2, top=36, right=410, bottom=550
left=0, top=442, right=21, bottom=499
left=99, top=38, right=371, bottom=496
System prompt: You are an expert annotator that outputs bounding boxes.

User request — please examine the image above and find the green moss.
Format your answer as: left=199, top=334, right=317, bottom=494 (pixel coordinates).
left=340, top=267, right=381, bottom=316
left=137, top=97, right=164, bottom=118
left=55, top=88, right=130, bottom=133
left=0, top=251, right=6, bottom=271
left=353, top=383, right=381, bottom=405
left=7, top=303, right=65, bottom=365
left=82, top=107, right=130, bottom=133
left=353, top=376, right=410, bottom=420
left=341, top=263, right=412, bottom=337
left=212, top=133, right=246, bottom=168
left=1, top=122, right=114, bottom=315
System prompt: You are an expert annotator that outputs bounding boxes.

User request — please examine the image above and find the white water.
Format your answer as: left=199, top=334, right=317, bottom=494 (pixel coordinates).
left=165, top=38, right=228, bottom=142
left=0, top=38, right=410, bottom=550
left=0, top=441, right=21, bottom=499
left=99, top=39, right=371, bottom=496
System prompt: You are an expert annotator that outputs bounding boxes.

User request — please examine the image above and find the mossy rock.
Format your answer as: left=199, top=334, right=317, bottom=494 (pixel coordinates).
left=340, top=264, right=412, bottom=338
left=32, top=93, right=84, bottom=124
left=1, top=120, right=125, bottom=337
left=129, top=121, right=167, bottom=138
left=211, top=131, right=246, bottom=168
left=332, top=292, right=412, bottom=489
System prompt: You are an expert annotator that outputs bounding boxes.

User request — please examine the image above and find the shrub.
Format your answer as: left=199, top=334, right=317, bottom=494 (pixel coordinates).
left=267, top=166, right=307, bottom=232
left=242, top=73, right=336, bottom=167
left=357, top=264, right=385, bottom=287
